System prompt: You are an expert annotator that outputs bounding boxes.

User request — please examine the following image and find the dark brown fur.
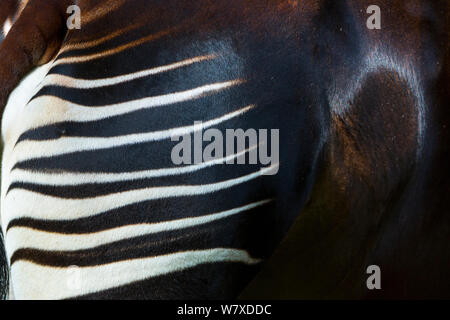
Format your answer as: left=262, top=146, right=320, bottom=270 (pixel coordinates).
left=1, top=0, right=449, bottom=299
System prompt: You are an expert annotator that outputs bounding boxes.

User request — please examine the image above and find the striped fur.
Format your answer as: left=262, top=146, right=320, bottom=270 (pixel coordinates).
left=1, top=0, right=324, bottom=299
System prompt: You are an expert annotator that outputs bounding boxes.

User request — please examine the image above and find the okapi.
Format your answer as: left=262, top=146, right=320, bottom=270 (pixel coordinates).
left=0, top=0, right=449, bottom=299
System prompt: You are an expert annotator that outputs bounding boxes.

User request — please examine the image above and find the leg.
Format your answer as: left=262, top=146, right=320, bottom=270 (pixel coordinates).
left=0, top=0, right=72, bottom=111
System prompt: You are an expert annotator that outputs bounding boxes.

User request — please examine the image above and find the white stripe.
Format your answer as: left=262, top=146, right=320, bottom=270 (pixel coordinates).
left=1, top=62, right=53, bottom=144
left=3, top=80, right=243, bottom=156
left=41, top=54, right=216, bottom=89
left=2, top=18, right=12, bottom=36
left=3, top=164, right=278, bottom=222
left=13, top=104, right=255, bottom=161
left=52, top=27, right=172, bottom=66
left=19, top=79, right=243, bottom=127
left=59, top=23, right=144, bottom=53
left=11, top=248, right=261, bottom=299
left=6, top=199, right=272, bottom=252
left=10, top=143, right=260, bottom=185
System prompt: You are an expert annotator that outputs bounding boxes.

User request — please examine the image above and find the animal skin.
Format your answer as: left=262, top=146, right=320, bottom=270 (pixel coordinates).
left=0, top=0, right=449, bottom=299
